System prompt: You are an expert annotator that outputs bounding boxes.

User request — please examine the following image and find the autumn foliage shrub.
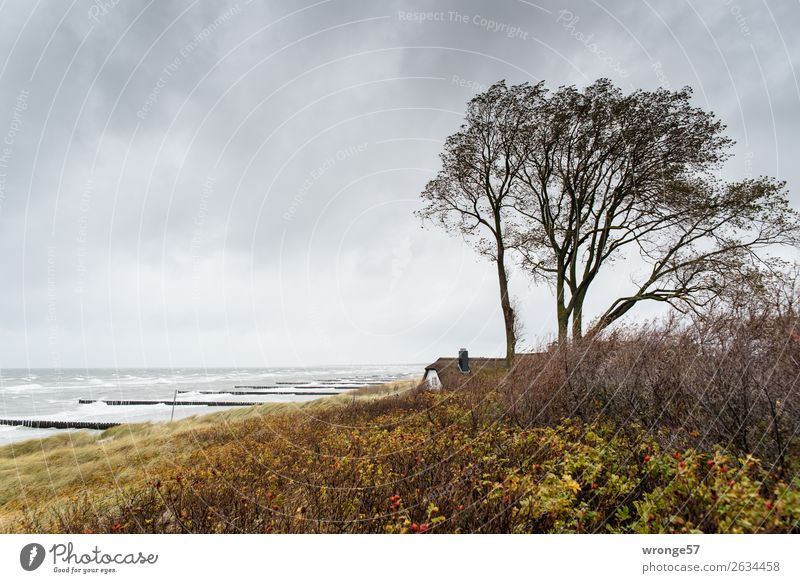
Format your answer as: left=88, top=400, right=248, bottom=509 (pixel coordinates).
left=18, top=388, right=799, bottom=534
left=497, top=285, right=800, bottom=473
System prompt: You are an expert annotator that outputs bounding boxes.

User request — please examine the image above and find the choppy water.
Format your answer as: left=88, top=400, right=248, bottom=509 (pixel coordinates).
left=0, top=365, right=421, bottom=445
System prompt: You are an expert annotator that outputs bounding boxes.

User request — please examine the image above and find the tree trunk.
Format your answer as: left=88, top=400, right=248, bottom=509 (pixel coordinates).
left=571, top=288, right=585, bottom=341
left=572, top=308, right=582, bottom=341
left=556, top=270, right=568, bottom=344
left=496, top=252, right=516, bottom=367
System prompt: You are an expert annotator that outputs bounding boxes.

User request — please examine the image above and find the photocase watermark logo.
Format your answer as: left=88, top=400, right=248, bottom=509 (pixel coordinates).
left=17, top=542, right=158, bottom=575
left=556, top=9, right=629, bottom=79
left=20, top=543, right=46, bottom=571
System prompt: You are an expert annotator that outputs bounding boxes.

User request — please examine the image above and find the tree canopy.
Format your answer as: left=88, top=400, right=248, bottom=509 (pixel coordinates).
left=419, top=78, right=799, bottom=350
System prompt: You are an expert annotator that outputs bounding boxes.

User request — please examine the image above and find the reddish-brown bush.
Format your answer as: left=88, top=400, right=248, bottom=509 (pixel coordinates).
left=495, top=284, right=800, bottom=473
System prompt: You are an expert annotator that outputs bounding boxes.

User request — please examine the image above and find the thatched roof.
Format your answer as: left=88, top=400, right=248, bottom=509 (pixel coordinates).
left=422, top=353, right=545, bottom=390
left=423, top=356, right=507, bottom=390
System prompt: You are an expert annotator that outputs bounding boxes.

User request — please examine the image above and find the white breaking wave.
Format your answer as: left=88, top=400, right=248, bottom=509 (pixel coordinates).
left=0, top=365, right=422, bottom=445
left=1, top=383, right=45, bottom=392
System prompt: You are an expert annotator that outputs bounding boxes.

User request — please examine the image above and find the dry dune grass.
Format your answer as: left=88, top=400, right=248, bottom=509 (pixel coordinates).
left=0, top=381, right=415, bottom=530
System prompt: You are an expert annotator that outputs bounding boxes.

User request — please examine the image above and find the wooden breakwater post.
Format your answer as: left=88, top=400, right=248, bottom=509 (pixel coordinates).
left=0, top=418, right=121, bottom=430
left=231, top=384, right=368, bottom=389
left=171, top=389, right=177, bottom=422
left=177, top=390, right=344, bottom=396
left=288, top=385, right=364, bottom=389
left=232, top=384, right=362, bottom=390
left=78, top=398, right=337, bottom=406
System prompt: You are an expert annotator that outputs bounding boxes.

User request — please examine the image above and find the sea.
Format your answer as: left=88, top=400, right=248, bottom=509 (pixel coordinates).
left=0, top=365, right=422, bottom=445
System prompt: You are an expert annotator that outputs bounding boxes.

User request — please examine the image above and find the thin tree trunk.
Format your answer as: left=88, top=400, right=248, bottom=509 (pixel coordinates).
left=556, top=269, right=568, bottom=344
left=496, top=252, right=516, bottom=367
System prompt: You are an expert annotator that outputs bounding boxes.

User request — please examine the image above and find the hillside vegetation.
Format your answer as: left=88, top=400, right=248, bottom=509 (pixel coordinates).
left=3, top=357, right=798, bottom=533
left=0, top=383, right=410, bottom=531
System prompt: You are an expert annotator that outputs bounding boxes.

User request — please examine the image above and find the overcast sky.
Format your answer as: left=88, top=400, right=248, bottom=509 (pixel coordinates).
left=0, top=0, right=798, bottom=368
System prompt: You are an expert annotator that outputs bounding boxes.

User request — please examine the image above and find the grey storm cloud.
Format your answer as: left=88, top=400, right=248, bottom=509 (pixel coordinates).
left=0, top=0, right=798, bottom=367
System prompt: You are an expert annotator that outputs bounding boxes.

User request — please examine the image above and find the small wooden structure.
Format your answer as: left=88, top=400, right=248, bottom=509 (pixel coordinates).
left=422, top=351, right=547, bottom=390
left=422, top=356, right=507, bottom=390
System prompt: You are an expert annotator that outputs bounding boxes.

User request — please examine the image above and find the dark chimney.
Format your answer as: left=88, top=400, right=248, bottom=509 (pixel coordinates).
left=458, top=348, right=469, bottom=373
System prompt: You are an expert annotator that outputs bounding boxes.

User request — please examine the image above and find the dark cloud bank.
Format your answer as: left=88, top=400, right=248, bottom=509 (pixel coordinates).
left=0, top=0, right=797, bottom=367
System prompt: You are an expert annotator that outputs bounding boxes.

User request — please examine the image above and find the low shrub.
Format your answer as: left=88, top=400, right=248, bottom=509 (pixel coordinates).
left=18, top=389, right=799, bottom=533
left=496, top=292, right=800, bottom=473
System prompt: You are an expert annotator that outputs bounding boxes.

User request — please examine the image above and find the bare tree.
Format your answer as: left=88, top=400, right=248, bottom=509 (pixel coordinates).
left=512, top=79, right=800, bottom=341
left=417, top=81, right=545, bottom=364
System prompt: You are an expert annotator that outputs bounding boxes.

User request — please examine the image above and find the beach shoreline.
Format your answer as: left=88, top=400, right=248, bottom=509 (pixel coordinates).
left=0, top=365, right=421, bottom=446
left=0, top=379, right=419, bottom=532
